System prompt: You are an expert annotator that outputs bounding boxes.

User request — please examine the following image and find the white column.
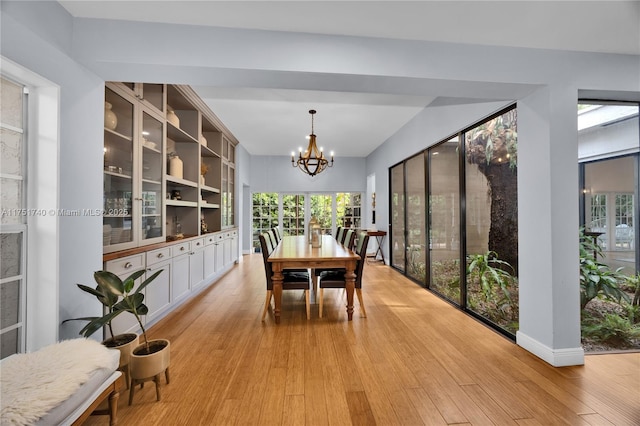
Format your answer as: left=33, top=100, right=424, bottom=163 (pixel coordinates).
left=516, top=85, right=584, bottom=366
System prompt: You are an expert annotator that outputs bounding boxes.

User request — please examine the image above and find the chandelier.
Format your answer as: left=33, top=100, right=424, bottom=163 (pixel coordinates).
left=291, top=109, right=334, bottom=177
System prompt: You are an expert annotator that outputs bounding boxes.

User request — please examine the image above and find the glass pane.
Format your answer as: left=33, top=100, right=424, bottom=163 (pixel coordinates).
left=1, top=233, right=22, bottom=279
left=1, top=280, right=21, bottom=328
left=0, top=77, right=23, bottom=129
left=337, top=193, right=362, bottom=231
left=252, top=192, right=278, bottom=250
left=405, top=154, right=426, bottom=283
left=390, top=163, right=405, bottom=271
left=310, top=194, right=332, bottom=235
left=104, top=89, right=134, bottom=248
left=584, top=156, right=637, bottom=273
left=430, top=138, right=460, bottom=302
left=282, top=194, right=304, bottom=236
left=465, top=108, right=519, bottom=335
left=142, top=83, right=164, bottom=111
left=1, top=128, right=23, bottom=176
left=0, top=178, right=22, bottom=225
left=1, top=328, right=20, bottom=360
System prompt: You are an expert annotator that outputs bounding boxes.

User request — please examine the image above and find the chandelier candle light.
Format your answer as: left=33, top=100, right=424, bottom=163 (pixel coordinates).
left=292, top=109, right=334, bottom=177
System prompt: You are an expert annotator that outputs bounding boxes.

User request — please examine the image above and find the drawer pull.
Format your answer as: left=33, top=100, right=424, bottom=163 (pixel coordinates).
left=180, top=246, right=185, bottom=251
left=124, top=262, right=133, bottom=269
left=196, top=242, right=201, bottom=246
left=157, top=253, right=164, bottom=258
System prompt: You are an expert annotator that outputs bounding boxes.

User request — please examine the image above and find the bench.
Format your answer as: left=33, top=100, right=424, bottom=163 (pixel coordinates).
left=1, top=338, right=123, bottom=425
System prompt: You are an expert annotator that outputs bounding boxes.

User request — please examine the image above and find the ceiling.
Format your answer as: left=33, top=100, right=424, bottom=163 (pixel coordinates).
left=58, top=1, right=640, bottom=157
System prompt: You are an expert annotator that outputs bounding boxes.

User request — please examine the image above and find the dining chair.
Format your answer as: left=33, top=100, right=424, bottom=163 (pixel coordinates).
left=343, top=229, right=356, bottom=250
left=272, top=225, right=283, bottom=243
left=318, top=230, right=370, bottom=318
left=259, top=232, right=311, bottom=321
left=312, top=229, right=356, bottom=296
left=336, top=227, right=345, bottom=245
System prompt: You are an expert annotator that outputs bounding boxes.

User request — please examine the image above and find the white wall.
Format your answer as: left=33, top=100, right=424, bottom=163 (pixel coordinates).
left=250, top=155, right=366, bottom=194
left=1, top=2, right=105, bottom=343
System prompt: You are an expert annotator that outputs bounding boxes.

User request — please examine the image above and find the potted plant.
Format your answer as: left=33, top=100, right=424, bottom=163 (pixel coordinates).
left=63, top=271, right=143, bottom=386
left=93, top=269, right=171, bottom=404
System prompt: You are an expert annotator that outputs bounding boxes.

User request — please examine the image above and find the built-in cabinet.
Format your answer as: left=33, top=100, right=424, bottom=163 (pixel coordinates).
left=104, top=82, right=236, bottom=254
left=103, top=81, right=239, bottom=335
left=105, top=231, right=238, bottom=335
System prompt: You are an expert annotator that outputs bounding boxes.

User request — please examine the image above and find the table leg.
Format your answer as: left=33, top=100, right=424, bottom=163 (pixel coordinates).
left=272, top=263, right=283, bottom=324
left=345, top=259, right=357, bottom=321
left=377, top=236, right=385, bottom=264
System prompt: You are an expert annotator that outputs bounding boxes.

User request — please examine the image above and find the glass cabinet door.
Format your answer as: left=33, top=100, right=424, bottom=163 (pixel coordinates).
left=140, top=110, right=164, bottom=243
left=104, top=87, right=135, bottom=250
left=390, top=163, right=406, bottom=272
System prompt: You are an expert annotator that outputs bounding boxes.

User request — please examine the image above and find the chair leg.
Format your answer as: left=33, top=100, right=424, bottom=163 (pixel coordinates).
left=305, top=289, right=310, bottom=320
left=319, top=288, right=324, bottom=318
left=356, top=288, right=367, bottom=318
left=262, top=290, right=272, bottom=321
left=312, top=274, right=318, bottom=302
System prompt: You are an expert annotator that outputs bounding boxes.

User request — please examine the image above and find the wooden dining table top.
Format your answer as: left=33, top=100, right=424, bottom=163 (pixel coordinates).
left=268, top=235, right=359, bottom=264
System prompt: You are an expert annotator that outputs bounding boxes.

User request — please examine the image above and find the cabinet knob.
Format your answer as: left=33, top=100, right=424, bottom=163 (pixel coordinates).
left=124, top=262, right=132, bottom=269
left=180, top=246, right=185, bottom=251
left=157, top=253, right=164, bottom=258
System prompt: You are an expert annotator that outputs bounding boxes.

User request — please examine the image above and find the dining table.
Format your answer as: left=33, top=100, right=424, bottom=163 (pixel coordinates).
left=267, top=234, right=360, bottom=324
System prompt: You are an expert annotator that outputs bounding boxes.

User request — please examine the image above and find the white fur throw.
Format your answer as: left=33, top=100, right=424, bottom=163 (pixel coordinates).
left=1, top=338, right=118, bottom=425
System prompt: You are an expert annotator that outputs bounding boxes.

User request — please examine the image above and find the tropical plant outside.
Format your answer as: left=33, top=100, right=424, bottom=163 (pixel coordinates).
left=579, top=228, right=640, bottom=351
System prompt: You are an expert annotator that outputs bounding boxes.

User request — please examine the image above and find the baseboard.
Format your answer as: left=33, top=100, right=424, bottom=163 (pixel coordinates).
left=516, top=331, right=584, bottom=367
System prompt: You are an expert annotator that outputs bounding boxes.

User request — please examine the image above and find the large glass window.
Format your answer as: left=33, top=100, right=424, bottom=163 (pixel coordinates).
left=390, top=163, right=405, bottom=272
left=310, top=194, right=333, bottom=235
left=336, top=192, right=362, bottom=230
left=464, top=108, right=519, bottom=334
left=252, top=192, right=278, bottom=251
left=429, top=138, right=460, bottom=302
left=579, top=102, right=640, bottom=353
left=0, top=77, right=27, bottom=358
left=282, top=194, right=305, bottom=236
left=405, top=154, right=426, bottom=283
left=389, top=105, right=518, bottom=338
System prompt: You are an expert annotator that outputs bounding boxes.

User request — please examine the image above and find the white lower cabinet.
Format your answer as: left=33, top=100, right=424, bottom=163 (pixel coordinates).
left=145, top=247, right=172, bottom=323
left=172, top=255, right=191, bottom=303
left=104, top=253, right=145, bottom=336
left=104, top=229, right=236, bottom=334
left=189, top=238, right=205, bottom=290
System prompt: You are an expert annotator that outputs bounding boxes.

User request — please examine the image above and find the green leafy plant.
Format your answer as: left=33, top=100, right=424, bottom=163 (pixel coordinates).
left=582, top=313, right=640, bottom=346
left=66, top=269, right=162, bottom=351
left=579, top=229, right=629, bottom=310
left=94, top=269, right=162, bottom=352
left=623, top=273, right=640, bottom=307
left=467, top=251, right=515, bottom=302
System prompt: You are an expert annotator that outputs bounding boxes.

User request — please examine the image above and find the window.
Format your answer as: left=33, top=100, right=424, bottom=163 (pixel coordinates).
left=336, top=192, right=362, bottom=230
left=282, top=194, right=305, bottom=236
left=310, top=194, right=333, bottom=235
left=0, top=76, right=27, bottom=359
left=252, top=192, right=278, bottom=251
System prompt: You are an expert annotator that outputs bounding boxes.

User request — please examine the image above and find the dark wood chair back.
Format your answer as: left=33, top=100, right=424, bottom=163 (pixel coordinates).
left=343, top=229, right=356, bottom=250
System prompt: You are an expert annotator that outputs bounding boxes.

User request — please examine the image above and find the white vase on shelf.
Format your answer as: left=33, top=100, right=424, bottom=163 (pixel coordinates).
left=104, top=102, right=118, bottom=130
left=168, top=154, right=183, bottom=179
left=166, top=106, right=180, bottom=128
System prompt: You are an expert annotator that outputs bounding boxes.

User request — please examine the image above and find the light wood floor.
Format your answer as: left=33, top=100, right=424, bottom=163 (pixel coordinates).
left=86, top=254, right=640, bottom=425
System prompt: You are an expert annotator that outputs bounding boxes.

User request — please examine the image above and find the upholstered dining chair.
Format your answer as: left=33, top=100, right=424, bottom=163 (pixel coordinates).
left=317, top=230, right=370, bottom=318
left=272, top=225, right=283, bottom=243
left=259, top=232, right=311, bottom=321
left=335, top=227, right=345, bottom=245
left=312, top=228, right=356, bottom=296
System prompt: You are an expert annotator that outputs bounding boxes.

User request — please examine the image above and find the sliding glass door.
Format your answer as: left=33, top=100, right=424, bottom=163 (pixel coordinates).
left=390, top=163, right=406, bottom=272
left=429, top=138, right=461, bottom=302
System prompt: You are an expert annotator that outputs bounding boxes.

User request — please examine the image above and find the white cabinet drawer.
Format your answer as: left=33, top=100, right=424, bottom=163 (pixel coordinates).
left=172, top=241, right=191, bottom=257
left=105, top=254, right=145, bottom=276
left=146, top=247, right=171, bottom=266
left=204, top=234, right=217, bottom=246
left=191, top=237, right=205, bottom=250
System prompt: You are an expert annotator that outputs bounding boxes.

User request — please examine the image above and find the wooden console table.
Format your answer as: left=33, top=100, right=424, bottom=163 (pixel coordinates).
left=367, top=230, right=387, bottom=264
